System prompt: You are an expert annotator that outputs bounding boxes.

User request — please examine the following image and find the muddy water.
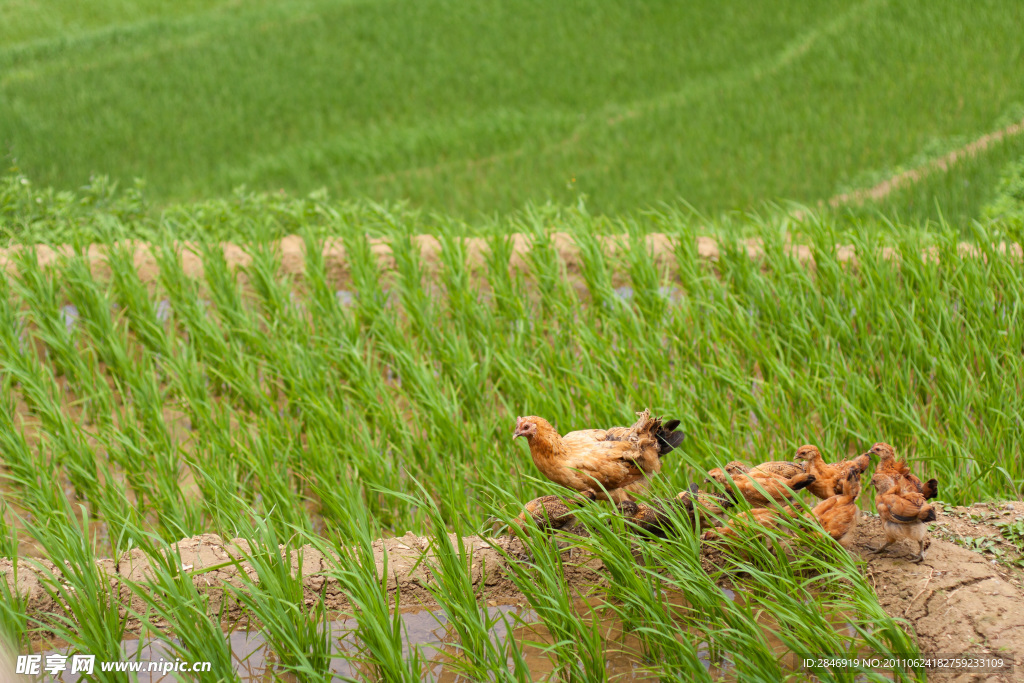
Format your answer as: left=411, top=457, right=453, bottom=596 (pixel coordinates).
left=32, top=603, right=680, bottom=682
left=32, top=592, right=856, bottom=682
left=35, top=605, right=544, bottom=683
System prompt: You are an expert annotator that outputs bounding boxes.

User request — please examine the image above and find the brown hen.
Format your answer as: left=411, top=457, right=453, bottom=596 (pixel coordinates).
left=513, top=409, right=684, bottom=502
left=794, top=445, right=871, bottom=500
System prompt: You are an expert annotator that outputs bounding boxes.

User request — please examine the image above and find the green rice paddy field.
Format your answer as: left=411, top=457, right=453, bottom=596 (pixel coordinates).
left=2, top=0, right=1024, bottom=680
left=2, top=0, right=1024, bottom=223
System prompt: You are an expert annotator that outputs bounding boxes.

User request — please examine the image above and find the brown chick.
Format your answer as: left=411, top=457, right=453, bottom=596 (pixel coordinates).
left=617, top=500, right=672, bottom=536
left=511, top=494, right=590, bottom=533
left=700, top=505, right=801, bottom=540
left=811, top=468, right=862, bottom=543
left=870, top=472, right=936, bottom=563
left=513, top=409, right=684, bottom=503
left=706, top=467, right=816, bottom=508
left=724, top=461, right=751, bottom=475
left=676, top=484, right=736, bottom=522
left=794, top=445, right=871, bottom=500
left=721, top=460, right=802, bottom=478
left=869, top=443, right=939, bottom=500
left=617, top=485, right=735, bottom=536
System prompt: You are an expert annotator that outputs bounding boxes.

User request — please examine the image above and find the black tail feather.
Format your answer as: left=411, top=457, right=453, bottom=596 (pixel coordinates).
left=655, top=419, right=685, bottom=455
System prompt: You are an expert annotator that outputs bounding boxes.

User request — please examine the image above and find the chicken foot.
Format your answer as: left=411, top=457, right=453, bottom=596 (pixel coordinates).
left=868, top=540, right=894, bottom=555
left=868, top=539, right=928, bottom=563
left=909, top=540, right=927, bottom=563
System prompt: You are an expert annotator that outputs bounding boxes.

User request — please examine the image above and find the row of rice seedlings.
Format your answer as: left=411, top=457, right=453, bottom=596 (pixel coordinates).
left=0, top=254, right=144, bottom=559
left=0, top=258, right=106, bottom=504
left=120, top=217, right=1024, bottom=515
left=6, top=249, right=112, bottom=428
left=4, top=217, right=1022, bottom=531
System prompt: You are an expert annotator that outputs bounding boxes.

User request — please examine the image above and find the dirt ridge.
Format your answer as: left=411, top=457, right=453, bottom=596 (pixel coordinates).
left=1, top=235, right=1021, bottom=293
left=827, top=116, right=1024, bottom=208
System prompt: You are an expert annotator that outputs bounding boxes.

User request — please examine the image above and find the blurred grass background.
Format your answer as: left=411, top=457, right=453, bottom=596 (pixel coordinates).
left=2, top=0, right=1023, bottom=222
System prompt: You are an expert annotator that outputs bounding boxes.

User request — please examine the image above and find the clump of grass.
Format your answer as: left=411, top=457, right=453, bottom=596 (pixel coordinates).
left=0, top=511, right=29, bottom=656
left=486, top=512, right=608, bottom=682
left=391, top=486, right=531, bottom=682
left=567, top=501, right=708, bottom=679
left=221, top=510, right=332, bottom=682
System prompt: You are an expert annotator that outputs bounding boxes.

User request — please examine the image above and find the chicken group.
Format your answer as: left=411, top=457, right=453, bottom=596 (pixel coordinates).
left=510, top=410, right=939, bottom=564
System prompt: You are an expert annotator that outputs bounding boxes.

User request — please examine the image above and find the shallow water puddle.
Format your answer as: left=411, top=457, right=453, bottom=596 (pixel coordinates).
left=34, top=605, right=535, bottom=682
left=32, top=591, right=859, bottom=682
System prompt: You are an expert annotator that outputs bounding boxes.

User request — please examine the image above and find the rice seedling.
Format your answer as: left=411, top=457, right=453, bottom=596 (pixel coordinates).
left=486, top=509, right=608, bottom=682
left=0, top=587, right=28, bottom=658
left=21, top=506, right=131, bottom=682
left=222, top=510, right=333, bottom=682
left=126, top=533, right=239, bottom=682
left=301, top=510, right=424, bottom=682
left=0, top=502, right=29, bottom=657
left=389, top=486, right=531, bottom=682
left=566, top=503, right=707, bottom=680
